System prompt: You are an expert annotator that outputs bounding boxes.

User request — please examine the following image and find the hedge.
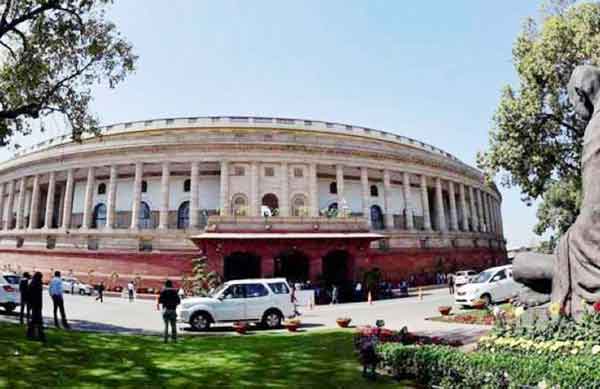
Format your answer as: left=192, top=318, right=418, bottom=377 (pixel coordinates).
left=378, top=343, right=600, bottom=388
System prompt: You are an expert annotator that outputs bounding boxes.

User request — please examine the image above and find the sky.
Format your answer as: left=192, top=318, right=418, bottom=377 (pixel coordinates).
left=4, top=1, right=549, bottom=249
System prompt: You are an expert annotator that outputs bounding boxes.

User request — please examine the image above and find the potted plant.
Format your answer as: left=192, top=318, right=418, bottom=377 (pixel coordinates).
left=438, top=306, right=452, bottom=316
left=232, top=321, right=248, bottom=334
left=283, top=318, right=301, bottom=332
left=336, top=317, right=352, bottom=328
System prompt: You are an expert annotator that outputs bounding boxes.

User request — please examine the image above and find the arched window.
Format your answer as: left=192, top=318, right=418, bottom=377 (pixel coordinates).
left=370, top=185, right=379, bottom=197
left=141, top=180, right=148, bottom=193
left=329, top=182, right=337, bottom=194
left=370, top=205, right=384, bottom=230
left=183, top=179, right=191, bottom=193
left=97, top=183, right=106, bottom=195
left=291, top=194, right=307, bottom=216
left=231, top=194, right=248, bottom=216
left=139, top=201, right=152, bottom=229
left=177, top=201, right=189, bottom=229
left=92, top=203, right=107, bottom=228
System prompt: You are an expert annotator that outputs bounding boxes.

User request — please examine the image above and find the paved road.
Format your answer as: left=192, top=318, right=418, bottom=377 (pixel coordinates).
left=0, top=288, right=488, bottom=342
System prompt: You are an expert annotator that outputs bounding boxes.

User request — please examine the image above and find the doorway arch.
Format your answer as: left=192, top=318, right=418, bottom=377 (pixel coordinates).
left=223, top=252, right=262, bottom=281
left=92, top=203, right=106, bottom=228
left=370, top=205, right=384, bottom=230
left=274, top=249, right=310, bottom=284
left=139, top=201, right=152, bottom=229
left=322, top=250, right=353, bottom=303
left=177, top=201, right=189, bottom=229
left=262, top=193, right=279, bottom=212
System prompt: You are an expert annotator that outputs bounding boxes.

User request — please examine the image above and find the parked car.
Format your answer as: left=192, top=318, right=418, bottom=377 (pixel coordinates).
left=454, top=270, right=478, bottom=286
left=177, top=278, right=295, bottom=331
left=62, top=277, right=93, bottom=295
left=0, top=272, right=21, bottom=313
left=454, top=265, right=519, bottom=307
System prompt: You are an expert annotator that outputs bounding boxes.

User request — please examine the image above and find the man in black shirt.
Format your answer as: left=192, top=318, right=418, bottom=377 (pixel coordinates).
left=19, top=272, right=31, bottom=324
left=157, top=280, right=181, bottom=343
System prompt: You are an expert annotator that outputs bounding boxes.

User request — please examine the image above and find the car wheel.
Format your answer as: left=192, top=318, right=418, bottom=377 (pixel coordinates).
left=262, top=310, right=282, bottom=329
left=79, top=289, right=86, bottom=295
left=190, top=312, right=211, bottom=331
left=481, top=293, right=492, bottom=306
left=3, top=303, right=16, bottom=313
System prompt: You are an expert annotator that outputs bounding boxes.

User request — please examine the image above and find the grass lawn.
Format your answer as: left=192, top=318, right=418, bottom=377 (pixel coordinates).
left=0, top=323, right=406, bottom=388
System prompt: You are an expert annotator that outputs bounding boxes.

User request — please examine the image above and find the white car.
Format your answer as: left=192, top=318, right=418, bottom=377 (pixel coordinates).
left=62, top=277, right=93, bottom=295
left=0, top=272, right=21, bottom=313
left=455, top=265, right=519, bottom=307
left=454, top=270, right=478, bottom=286
left=178, top=278, right=295, bottom=331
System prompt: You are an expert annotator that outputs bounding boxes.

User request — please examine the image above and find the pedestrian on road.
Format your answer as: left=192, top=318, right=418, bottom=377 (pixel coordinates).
left=26, top=272, right=45, bottom=342
left=331, top=285, right=338, bottom=305
left=355, top=282, right=362, bottom=302
left=177, top=287, right=185, bottom=300
left=290, top=285, right=300, bottom=316
left=157, top=280, right=181, bottom=343
left=448, top=274, right=455, bottom=295
left=96, top=281, right=105, bottom=303
left=127, top=281, right=135, bottom=302
left=19, top=272, right=31, bottom=325
left=49, top=271, right=70, bottom=329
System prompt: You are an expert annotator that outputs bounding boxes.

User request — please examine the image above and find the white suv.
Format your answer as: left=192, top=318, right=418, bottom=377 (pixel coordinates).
left=178, top=278, right=295, bottom=331
left=455, top=265, right=519, bottom=307
left=62, top=277, right=93, bottom=295
left=0, top=272, right=21, bottom=313
left=454, top=270, right=478, bottom=286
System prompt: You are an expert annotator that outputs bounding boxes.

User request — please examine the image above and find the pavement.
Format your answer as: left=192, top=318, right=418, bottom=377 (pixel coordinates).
left=0, top=288, right=489, bottom=344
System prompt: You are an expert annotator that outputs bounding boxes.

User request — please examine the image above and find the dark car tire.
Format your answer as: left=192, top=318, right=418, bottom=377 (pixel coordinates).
left=3, top=303, right=16, bottom=313
left=262, top=309, right=282, bottom=329
left=79, top=289, right=86, bottom=295
left=481, top=293, right=492, bottom=306
left=190, top=312, right=211, bottom=331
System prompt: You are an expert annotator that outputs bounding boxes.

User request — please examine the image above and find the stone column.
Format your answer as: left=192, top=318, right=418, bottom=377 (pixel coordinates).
left=476, top=188, right=485, bottom=233
left=190, top=161, right=200, bottom=229
left=57, top=183, right=65, bottom=227
left=486, top=193, right=493, bottom=233
left=81, top=167, right=95, bottom=229
left=448, top=180, right=458, bottom=231
left=219, top=161, right=229, bottom=216
left=459, top=183, right=469, bottom=232
left=360, top=167, right=371, bottom=227
left=15, top=177, right=26, bottom=229
left=28, top=175, right=40, bottom=229
left=159, top=162, right=169, bottom=229
left=420, top=175, right=432, bottom=231
left=0, top=183, right=5, bottom=230
left=4, top=180, right=15, bottom=229
left=44, top=172, right=56, bottom=229
left=383, top=169, right=393, bottom=229
left=250, top=162, right=259, bottom=216
left=336, top=164, right=345, bottom=207
left=498, top=201, right=504, bottom=237
left=434, top=177, right=446, bottom=232
left=489, top=195, right=497, bottom=234
left=308, top=163, right=318, bottom=217
left=106, top=165, right=118, bottom=229
left=61, top=169, right=74, bottom=229
left=130, top=162, right=143, bottom=230
left=468, top=186, right=478, bottom=232
left=403, top=172, right=414, bottom=230
left=280, top=162, right=289, bottom=217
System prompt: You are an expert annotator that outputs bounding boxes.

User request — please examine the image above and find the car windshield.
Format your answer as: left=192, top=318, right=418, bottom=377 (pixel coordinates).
left=210, top=284, right=227, bottom=297
left=472, top=271, right=493, bottom=284
left=3, top=275, right=20, bottom=285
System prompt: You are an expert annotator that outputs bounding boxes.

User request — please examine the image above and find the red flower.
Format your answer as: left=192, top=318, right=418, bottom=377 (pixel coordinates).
left=593, top=301, right=600, bottom=313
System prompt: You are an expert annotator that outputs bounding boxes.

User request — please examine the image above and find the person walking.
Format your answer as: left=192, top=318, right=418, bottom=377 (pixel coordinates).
left=448, top=274, right=455, bottom=295
left=157, top=280, right=181, bottom=343
left=19, top=272, right=31, bottom=325
left=127, top=281, right=135, bottom=302
left=331, top=285, right=338, bottom=305
left=355, top=282, right=363, bottom=302
left=290, top=284, right=300, bottom=316
left=49, top=271, right=70, bottom=329
left=96, top=281, right=105, bottom=303
left=26, top=272, right=45, bottom=342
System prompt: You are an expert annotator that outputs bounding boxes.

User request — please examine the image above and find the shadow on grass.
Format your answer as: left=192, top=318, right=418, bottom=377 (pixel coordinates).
left=0, top=322, right=398, bottom=388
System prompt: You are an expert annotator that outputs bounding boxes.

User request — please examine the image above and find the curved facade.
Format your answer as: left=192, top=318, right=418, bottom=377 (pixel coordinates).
left=0, top=116, right=506, bottom=289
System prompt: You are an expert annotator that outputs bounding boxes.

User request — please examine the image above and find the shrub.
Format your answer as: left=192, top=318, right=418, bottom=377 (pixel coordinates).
left=378, top=343, right=600, bottom=388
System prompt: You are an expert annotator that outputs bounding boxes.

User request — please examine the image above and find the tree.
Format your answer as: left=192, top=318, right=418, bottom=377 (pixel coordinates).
left=0, top=0, right=137, bottom=146
left=191, top=256, right=220, bottom=296
left=478, top=0, right=600, bottom=240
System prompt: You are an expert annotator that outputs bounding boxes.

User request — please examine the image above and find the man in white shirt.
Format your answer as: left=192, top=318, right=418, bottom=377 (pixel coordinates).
left=355, top=282, right=363, bottom=302
left=127, top=281, right=135, bottom=302
left=48, top=271, right=69, bottom=329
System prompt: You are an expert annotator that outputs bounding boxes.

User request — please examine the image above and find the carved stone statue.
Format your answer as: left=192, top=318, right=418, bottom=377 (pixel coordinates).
left=512, top=65, right=600, bottom=317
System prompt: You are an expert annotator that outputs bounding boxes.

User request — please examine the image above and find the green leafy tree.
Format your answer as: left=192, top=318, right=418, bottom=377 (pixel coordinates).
left=0, top=0, right=137, bottom=146
left=191, top=256, right=221, bottom=296
left=478, top=0, right=600, bottom=240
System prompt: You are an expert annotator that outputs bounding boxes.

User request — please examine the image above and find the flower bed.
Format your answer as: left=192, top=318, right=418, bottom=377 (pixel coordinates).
left=377, top=343, right=600, bottom=388
left=354, top=326, right=462, bottom=348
